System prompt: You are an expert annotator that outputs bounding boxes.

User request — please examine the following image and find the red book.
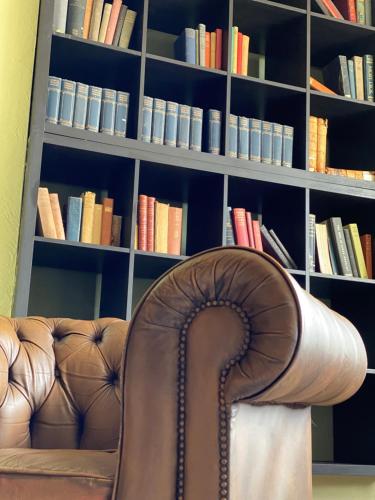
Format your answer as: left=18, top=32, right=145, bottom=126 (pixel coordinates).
left=100, top=198, right=114, bottom=246
left=237, top=32, right=243, bottom=75
left=332, top=0, right=356, bottom=21
left=138, top=195, right=148, bottom=251
left=360, top=234, right=373, bottom=279
left=233, top=208, right=250, bottom=246
left=245, top=212, right=255, bottom=248
left=146, top=196, right=155, bottom=252
left=104, top=0, right=122, bottom=44
left=252, top=220, right=263, bottom=251
left=205, top=32, right=210, bottom=68
left=168, top=207, right=183, bottom=255
left=215, top=28, right=222, bottom=70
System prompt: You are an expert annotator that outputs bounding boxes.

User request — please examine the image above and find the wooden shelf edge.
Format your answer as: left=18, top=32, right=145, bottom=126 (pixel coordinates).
left=310, top=271, right=375, bottom=285
left=313, top=462, right=375, bottom=476
left=310, top=11, right=375, bottom=34
left=34, top=236, right=130, bottom=254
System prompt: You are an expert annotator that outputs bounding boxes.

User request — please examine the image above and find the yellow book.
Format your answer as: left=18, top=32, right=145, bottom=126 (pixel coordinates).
left=210, top=32, right=216, bottom=69
left=241, top=34, right=250, bottom=76
left=316, top=118, right=328, bottom=173
left=155, top=201, right=169, bottom=254
left=98, top=3, right=112, bottom=43
left=134, top=223, right=138, bottom=250
left=80, top=191, right=96, bottom=243
left=89, top=0, right=105, bottom=41
left=352, top=56, right=364, bottom=100
left=119, top=9, right=137, bottom=49
left=232, top=26, right=238, bottom=74
left=345, top=223, right=368, bottom=278
left=315, top=223, right=333, bottom=275
left=49, top=193, right=65, bottom=240
left=309, top=116, right=318, bottom=172
left=92, top=203, right=103, bottom=244
left=37, top=187, right=57, bottom=239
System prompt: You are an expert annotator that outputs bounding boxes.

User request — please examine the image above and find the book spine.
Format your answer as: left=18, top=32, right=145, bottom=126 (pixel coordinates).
left=114, top=91, right=129, bottom=137
left=168, top=207, right=183, bottom=255
left=252, top=220, right=263, bottom=251
left=198, top=23, right=206, bottom=66
left=46, top=76, right=62, bottom=124
left=316, top=118, right=328, bottom=173
left=309, top=116, right=318, bottom=171
left=86, top=85, right=102, bottom=132
left=237, top=32, right=243, bottom=75
left=309, top=214, right=316, bottom=272
left=327, top=226, right=339, bottom=275
left=92, top=203, right=103, bottom=245
left=88, top=0, right=104, bottom=41
left=138, top=195, right=148, bottom=251
left=241, top=34, right=250, bottom=76
left=348, top=224, right=368, bottom=278
left=98, top=3, right=112, bottom=43
left=238, top=116, right=249, bottom=160
left=59, top=79, right=76, bottom=127
left=100, top=88, right=116, bottom=135
left=195, top=30, right=199, bottom=66
left=190, top=107, right=203, bottom=152
left=119, top=9, right=137, bottom=49
left=365, top=0, right=372, bottom=24
left=329, top=217, right=353, bottom=276
left=215, top=28, right=222, bottom=70
left=249, top=118, right=261, bottom=162
left=246, top=212, right=255, bottom=248
left=113, top=5, right=128, bottom=46
left=269, top=228, right=297, bottom=269
left=347, top=59, right=356, bottom=99
left=37, top=187, right=57, bottom=239
left=164, top=101, right=179, bottom=146
left=155, top=202, right=169, bottom=254
left=228, top=114, right=238, bottom=158
left=141, top=96, right=153, bottom=142
left=356, top=0, right=366, bottom=23
left=152, top=98, right=166, bottom=145
left=339, top=55, right=352, bottom=98
left=343, top=227, right=359, bottom=277
left=353, top=56, right=364, bottom=100
left=272, top=123, right=283, bottom=167
left=146, top=196, right=155, bottom=252
left=53, top=0, right=69, bottom=33
left=66, top=196, right=83, bottom=241
left=73, top=82, right=89, bottom=129
left=207, top=109, right=221, bottom=155
left=80, top=191, right=96, bottom=243
left=315, top=223, right=332, bottom=275
left=104, top=0, right=122, bottom=44
left=226, top=207, right=235, bottom=246
left=261, top=121, right=273, bottom=164
left=232, top=26, right=238, bottom=73
left=205, top=32, right=210, bottom=68
left=364, top=54, right=374, bottom=101
left=210, top=31, right=216, bottom=69
left=177, top=104, right=191, bottom=149
left=360, top=234, right=373, bottom=278
left=185, top=28, right=196, bottom=64
left=260, top=225, right=290, bottom=268
left=82, top=0, right=94, bottom=39
left=66, top=0, right=87, bottom=37
left=232, top=208, right=249, bottom=246
left=111, top=215, right=122, bottom=246
left=49, top=193, right=65, bottom=240
left=101, top=197, right=114, bottom=245
left=282, top=125, right=294, bottom=168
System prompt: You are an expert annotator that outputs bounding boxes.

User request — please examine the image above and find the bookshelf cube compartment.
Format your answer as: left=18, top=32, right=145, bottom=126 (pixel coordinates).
left=232, top=0, right=307, bottom=87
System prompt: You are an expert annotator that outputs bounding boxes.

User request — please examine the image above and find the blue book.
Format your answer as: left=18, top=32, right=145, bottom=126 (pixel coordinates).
left=189, top=107, right=203, bottom=152
left=164, top=101, right=179, bottom=147
left=226, top=207, right=235, bottom=246
left=272, top=123, right=283, bottom=167
left=261, top=121, right=273, bottom=164
left=142, top=96, right=153, bottom=142
left=59, top=79, right=76, bottom=127
left=66, top=196, right=82, bottom=242
left=73, top=82, right=89, bottom=130
left=46, top=76, right=62, bottom=124
left=228, top=114, right=238, bottom=158
left=238, top=116, right=249, bottom=160
left=347, top=59, right=356, bottom=99
left=66, top=0, right=86, bottom=37
left=174, top=28, right=196, bottom=64
left=364, top=54, right=374, bottom=102
left=114, top=91, right=129, bottom=137
left=152, top=98, right=166, bottom=144
left=207, top=109, right=221, bottom=155
left=177, top=104, right=191, bottom=149
left=86, top=86, right=102, bottom=132
left=282, top=125, right=294, bottom=168
left=100, top=88, right=116, bottom=135
left=249, top=118, right=261, bottom=162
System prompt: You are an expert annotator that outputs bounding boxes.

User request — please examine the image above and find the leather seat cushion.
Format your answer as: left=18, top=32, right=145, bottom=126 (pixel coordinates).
left=0, top=448, right=117, bottom=500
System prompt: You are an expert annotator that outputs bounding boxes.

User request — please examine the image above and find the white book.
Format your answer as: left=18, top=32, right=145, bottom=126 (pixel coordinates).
left=198, top=23, right=206, bottom=67
left=53, top=0, right=69, bottom=33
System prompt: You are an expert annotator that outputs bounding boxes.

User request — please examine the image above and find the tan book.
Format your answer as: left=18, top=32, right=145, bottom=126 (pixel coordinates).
left=88, top=0, right=104, bottom=41
left=352, top=56, right=364, bottom=100
left=80, top=191, right=96, bottom=243
left=154, top=201, right=169, bottom=254
left=118, top=9, right=137, bottom=49
left=37, top=187, right=57, bottom=239
left=241, top=34, right=250, bottom=76
left=210, top=32, right=216, bottom=69
left=309, top=116, right=318, bottom=172
left=134, top=223, right=138, bottom=250
left=168, top=207, right=182, bottom=256
left=111, top=215, right=122, bottom=246
left=315, top=223, right=333, bottom=275
left=82, top=0, right=94, bottom=39
left=232, top=26, right=238, bottom=74
left=98, top=3, right=112, bottom=43
left=49, top=193, right=65, bottom=240
left=316, top=118, right=328, bottom=173
left=101, top=197, right=114, bottom=245
left=92, top=203, right=103, bottom=244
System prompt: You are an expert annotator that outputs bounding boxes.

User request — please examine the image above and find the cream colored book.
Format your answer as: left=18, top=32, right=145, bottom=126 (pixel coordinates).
left=315, top=223, right=333, bottom=275
left=98, top=3, right=112, bottom=43
left=309, top=116, right=318, bottom=172
left=49, top=193, right=65, bottom=240
left=232, top=26, right=238, bottom=74
left=80, top=191, right=96, bottom=243
left=154, top=201, right=169, bottom=254
left=242, top=34, right=250, bottom=76
left=118, top=9, right=137, bottom=49
left=352, top=56, right=364, bottom=100
left=210, top=31, right=216, bottom=69
left=92, top=203, right=103, bottom=244
left=37, top=187, right=57, bottom=239
left=88, top=0, right=104, bottom=41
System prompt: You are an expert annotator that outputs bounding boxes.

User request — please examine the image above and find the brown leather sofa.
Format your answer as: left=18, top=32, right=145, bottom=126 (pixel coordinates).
left=0, top=247, right=367, bottom=500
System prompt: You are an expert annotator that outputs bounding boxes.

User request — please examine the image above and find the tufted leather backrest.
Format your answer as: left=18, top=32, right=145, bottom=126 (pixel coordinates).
left=0, top=316, right=129, bottom=450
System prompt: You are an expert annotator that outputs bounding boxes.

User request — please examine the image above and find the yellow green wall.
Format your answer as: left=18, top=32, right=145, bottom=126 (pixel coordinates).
left=0, top=0, right=40, bottom=315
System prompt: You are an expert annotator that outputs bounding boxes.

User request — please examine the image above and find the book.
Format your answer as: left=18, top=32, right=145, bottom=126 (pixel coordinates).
left=326, top=217, right=353, bottom=276
left=190, top=107, right=203, bottom=152
left=168, top=207, right=183, bottom=255
left=88, top=0, right=104, bottom=41
left=113, top=5, right=128, bottom=46
left=53, top=0, right=69, bottom=33
left=66, top=196, right=83, bottom=241
left=252, top=219, right=263, bottom=251
left=365, top=0, right=372, bottom=24
left=238, top=116, right=249, bottom=160
left=174, top=28, right=196, bottom=64
left=114, top=91, right=129, bottom=137
left=46, top=76, right=62, bottom=125
left=101, top=197, right=114, bottom=245
left=323, top=55, right=351, bottom=98
left=261, top=225, right=291, bottom=268
left=86, top=85, right=102, bottom=132
left=269, top=228, right=297, bottom=269
left=59, top=79, right=76, bottom=127
left=245, top=212, right=255, bottom=248
left=210, top=31, right=216, bottom=69
left=345, top=223, right=368, bottom=278
left=155, top=201, right=169, bottom=253
left=356, top=0, right=366, bottom=23
left=310, top=76, right=336, bottom=95
left=347, top=59, right=356, bottom=99
left=360, top=234, right=372, bottom=278
left=205, top=32, right=210, bottom=69
left=309, top=116, right=318, bottom=172
left=317, top=118, right=328, bottom=173
left=152, top=98, right=166, bottom=145
left=272, top=123, right=283, bottom=167
left=232, top=208, right=249, bottom=246
left=232, top=26, right=238, bottom=73
left=237, top=32, right=243, bottom=75
left=207, top=109, right=221, bottom=155
left=332, top=0, right=357, bottom=21
left=92, top=203, right=103, bottom=245
left=325, top=223, right=339, bottom=275
left=364, top=55, right=374, bottom=102
left=66, top=0, right=87, bottom=37
left=228, top=114, right=238, bottom=158
left=36, top=187, right=57, bottom=239
left=164, top=101, right=179, bottom=147
left=100, top=88, right=117, bottom=135
left=215, top=28, right=222, bottom=70
left=73, top=82, right=89, bottom=130
left=111, top=215, right=122, bottom=246
left=195, top=29, right=199, bottom=66
left=146, top=196, right=155, bottom=252
left=98, top=3, right=112, bottom=43
left=249, top=118, right=261, bottom=162
left=198, top=23, right=206, bottom=66
left=82, top=0, right=94, bottom=39
left=141, top=96, right=153, bottom=142
left=282, top=125, right=294, bottom=168
left=315, top=223, right=333, bottom=274
left=80, top=191, right=96, bottom=243
left=309, top=214, right=316, bottom=272
left=352, top=56, right=364, bottom=100
left=343, top=226, right=359, bottom=277
left=137, top=194, right=148, bottom=251
left=49, top=193, right=65, bottom=240
left=119, top=9, right=137, bottom=49
left=261, top=121, right=273, bottom=164
left=177, top=104, right=191, bottom=149
left=314, top=0, right=345, bottom=18
left=105, top=0, right=122, bottom=44
left=241, top=34, right=250, bottom=76
left=226, top=207, right=235, bottom=246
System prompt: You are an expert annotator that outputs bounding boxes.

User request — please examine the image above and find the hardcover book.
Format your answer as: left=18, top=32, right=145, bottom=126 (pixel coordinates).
left=98, top=3, right=112, bottom=43
left=326, top=217, right=353, bottom=276
left=314, top=0, right=344, bottom=18
left=269, top=228, right=297, bottom=269
left=100, top=88, right=117, bottom=135
left=66, top=196, right=83, bottom=242
left=282, top=125, right=294, bottom=168
left=260, top=225, right=291, bottom=268
left=168, top=206, right=183, bottom=255
left=73, top=82, right=89, bottom=130
left=66, top=0, right=87, bottom=38
left=249, top=118, right=261, bottom=162
left=272, top=123, right=283, bottom=167
left=317, top=118, right=328, bottom=173
left=147, top=196, right=156, bottom=252
left=343, top=226, right=359, bottom=277
left=347, top=59, right=356, bottom=99
left=114, top=91, right=129, bottom=137
left=49, top=193, right=65, bottom=240
left=88, top=0, right=104, bottom=41
left=352, top=56, right=364, bottom=100
left=86, top=85, right=102, bottom=132
left=226, top=207, right=235, bottom=246
left=46, top=76, right=62, bottom=125
left=228, top=114, right=238, bottom=158
left=104, top=0, right=122, bottom=45
left=198, top=23, right=206, bottom=66
left=119, top=9, right=137, bottom=49
left=309, top=116, right=318, bottom=172
left=323, top=55, right=351, bottom=98
left=165, top=101, right=179, bottom=147
left=174, top=28, right=196, bottom=64
left=177, top=104, right=191, bottom=149
left=332, top=0, right=357, bottom=21
left=232, top=208, right=249, bottom=246
left=111, top=215, right=122, bottom=246
left=315, top=223, right=333, bottom=275
left=190, top=107, right=203, bottom=152
left=53, top=0, right=69, bottom=33
left=207, top=109, right=221, bottom=155
left=37, top=187, right=57, bottom=239
left=152, top=98, right=166, bottom=145
left=101, top=197, right=114, bottom=246
left=360, top=234, right=373, bottom=278
left=364, top=55, right=374, bottom=101
left=82, top=0, right=94, bottom=39
left=309, top=214, right=316, bottom=272
left=344, top=223, right=368, bottom=278
left=59, top=79, right=76, bottom=127
left=261, top=121, right=273, bottom=164
left=92, top=203, right=103, bottom=245
left=80, top=191, right=96, bottom=244
left=241, top=34, right=250, bottom=76
left=245, top=212, right=255, bottom=248
left=155, top=201, right=169, bottom=254
left=113, top=5, right=128, bottom=46
left=238, top=116, right=249, bottom=160
left=142, top=96, right=153, bottom=142
left=215, top=28, right=222, bottom=70
left=138, top=195, right=148, bottom=251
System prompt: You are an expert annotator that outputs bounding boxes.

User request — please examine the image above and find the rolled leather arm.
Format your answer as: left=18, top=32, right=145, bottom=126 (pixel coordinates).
left=113, top=247, right=367, bottom=500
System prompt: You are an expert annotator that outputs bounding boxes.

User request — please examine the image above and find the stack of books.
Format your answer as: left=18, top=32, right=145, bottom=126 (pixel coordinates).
left=226, top=207, right=297, bottom=270
left=53, top=0, right=137, bottom=49
left=136, top=195, right=183, bottom=256
left=46, top=76, right=129, bottom=137
left=37, top=187, right=122, bottom=246
left=174, top=25, right=223, bottom=70
left=230, top=27, right=250, bottom=76
left=314, top=0, right=372, bottom=25
left=311, top=214, right=373, bottom=279
left=229, top=115, right=294, bottom=168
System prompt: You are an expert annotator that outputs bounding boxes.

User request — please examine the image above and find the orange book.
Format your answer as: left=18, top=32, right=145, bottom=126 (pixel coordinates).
left=80, top=191, right=96, bottom=244
left=146, top=196, right=155, bottom=252
left=92, top=203, right=103, bottom=245
left=101, top=197, right=114, bottom=245
left=310, top=76, right=336, bottom=95
left=360, top=234, right=373, bottom=279
left=49, top=193, right=65, bottom=240
left=82, top=0, right=94, bottom=39
left=309, top=116, right=318, bottom=172
left=155, top=201, right=169, bottom=254
left=205, top=32, right=210, bottom=68
left=241, top=34, right=250, bottom=76
left=137, top=195, right=148, bottom=251
left=168, top=207, right=183, bottom=256
left=317, top=118, right=328, bottom=173
left=237, top=32, right=243, bottom=75
left=252, top=219, right=263, bottom=251
left=104, top=0, right=122, bottom=45
left=245, top=212, right=255, bottom=248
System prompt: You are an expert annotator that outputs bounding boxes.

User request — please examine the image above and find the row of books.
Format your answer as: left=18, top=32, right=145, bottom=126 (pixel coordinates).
left=314, top=0, right=372, bottom=25
left=311, top=215, right=373, bottom=279
left=53, top=0, right=137, bottom=49
left=174, top=26, right=223, bottom=70
left=226, top=207, right=297, bottom=270
left=37, top=187, right=122, bottom=247
left=136, top=195, right=183, bottom=256
left=228, top=116, right=294, bottom=167
left=325, top=167, right=375, bottom=182
left=46, top=76, right=129, bottom=136
left=231, top=27, right=250, bottom=76
left=141, top=97, right=222, bottom=154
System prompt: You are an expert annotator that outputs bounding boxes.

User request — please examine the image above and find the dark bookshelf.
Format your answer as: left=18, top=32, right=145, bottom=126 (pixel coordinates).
left=15, top=0, right=375, bottom=476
